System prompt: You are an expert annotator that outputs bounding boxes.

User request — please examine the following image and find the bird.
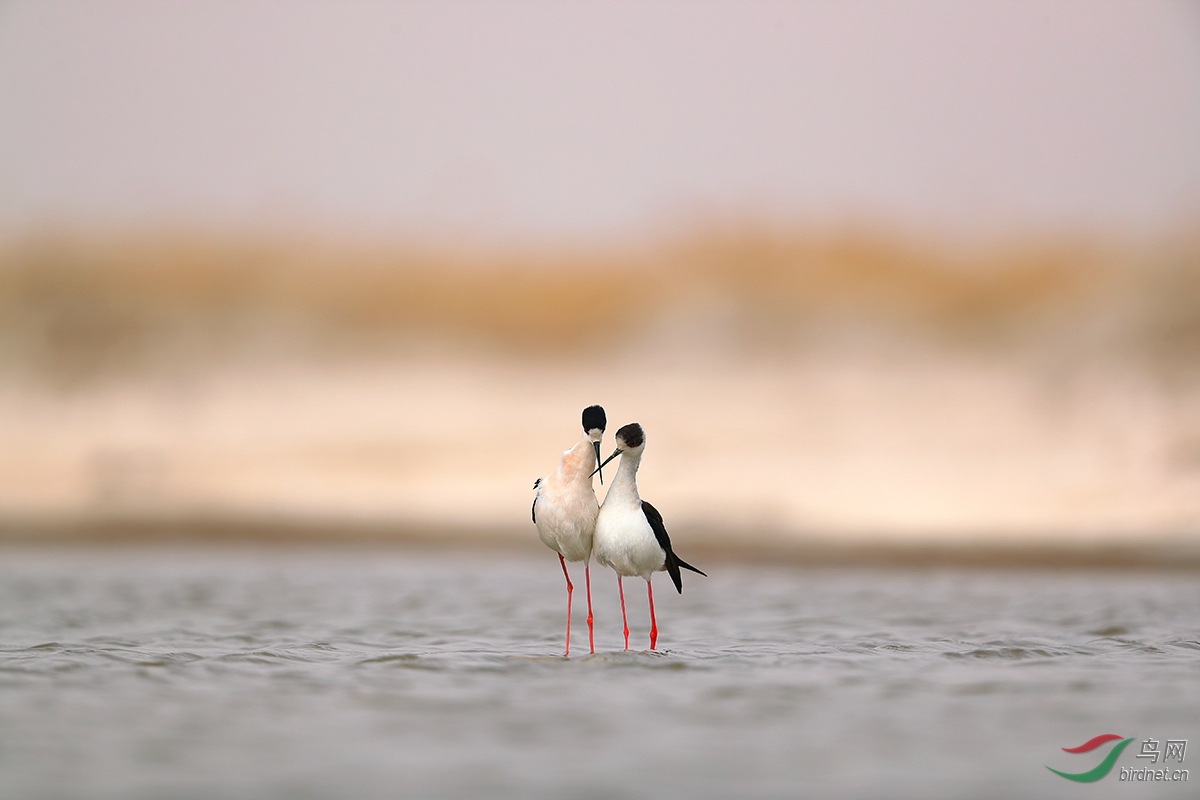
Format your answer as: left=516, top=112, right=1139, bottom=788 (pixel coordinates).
left=531, top=405, right=607, bottom=656
left=592, top=422, right=705, bottom=650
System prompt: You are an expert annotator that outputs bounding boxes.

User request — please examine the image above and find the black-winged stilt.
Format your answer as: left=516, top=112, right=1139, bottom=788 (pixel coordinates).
left=531, top=405, right=606, bottom=656
left=592, top=422, right=705, bottom=650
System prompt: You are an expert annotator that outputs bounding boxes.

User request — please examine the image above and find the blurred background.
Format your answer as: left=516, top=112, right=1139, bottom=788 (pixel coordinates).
left=1, top=0, right=1198, bottom=558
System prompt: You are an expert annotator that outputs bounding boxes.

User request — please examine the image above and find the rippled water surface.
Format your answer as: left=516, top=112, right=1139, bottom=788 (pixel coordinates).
left=1, top=546, right=1197, bottom=799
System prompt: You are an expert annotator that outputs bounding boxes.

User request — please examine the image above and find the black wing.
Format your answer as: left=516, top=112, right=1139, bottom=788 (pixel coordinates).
left=531, top=478, right=542, bottom=524
left=641, top=500, right=706, bottom=594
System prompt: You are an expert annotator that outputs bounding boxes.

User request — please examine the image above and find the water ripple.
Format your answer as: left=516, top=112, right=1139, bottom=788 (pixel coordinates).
left=0, top=548, right=1197, bottom=800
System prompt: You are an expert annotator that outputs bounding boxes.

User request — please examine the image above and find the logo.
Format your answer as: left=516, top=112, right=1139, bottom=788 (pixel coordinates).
left=1047, top=735, right=1189, bottom=783
left=1047, top=735, right=1134, bottom=782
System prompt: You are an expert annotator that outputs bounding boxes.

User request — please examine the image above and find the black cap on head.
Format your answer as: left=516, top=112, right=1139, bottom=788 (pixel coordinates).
left=582, top=405, right=606, bottom=432
left=616, top=422, right=644, bottom=448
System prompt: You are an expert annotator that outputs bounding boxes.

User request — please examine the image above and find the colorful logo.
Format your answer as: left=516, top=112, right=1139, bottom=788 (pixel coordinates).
left=1047, top=734, right=1135, bottom=782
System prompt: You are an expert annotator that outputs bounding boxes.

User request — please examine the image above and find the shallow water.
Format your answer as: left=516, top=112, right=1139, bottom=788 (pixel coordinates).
left=0, top=546, right=1197, bottom=799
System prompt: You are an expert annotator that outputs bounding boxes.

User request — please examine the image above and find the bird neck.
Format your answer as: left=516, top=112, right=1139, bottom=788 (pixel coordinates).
left=608, top=450, right=642, bottom=501
left=559, top=433, right=598, bottom=483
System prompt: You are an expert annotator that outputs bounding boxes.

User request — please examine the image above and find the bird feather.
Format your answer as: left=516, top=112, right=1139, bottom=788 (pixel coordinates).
left=641, top=500, right=706, bottom=593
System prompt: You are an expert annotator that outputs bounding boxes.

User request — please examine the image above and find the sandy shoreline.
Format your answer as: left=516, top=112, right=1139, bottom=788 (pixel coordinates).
left=4, top=355, right=1198, bottom=538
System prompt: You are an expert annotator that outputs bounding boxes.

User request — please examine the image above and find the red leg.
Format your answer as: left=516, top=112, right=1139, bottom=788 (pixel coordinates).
left=558, top=553, right=572, bottom=657
left=647, top=578, right=657, bottom=650
left=618, top=575, right=629, bottom=651
left=585, top=563, right=594, bottom=654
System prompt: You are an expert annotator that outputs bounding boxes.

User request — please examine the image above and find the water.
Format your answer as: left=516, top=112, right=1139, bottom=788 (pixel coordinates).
left=1, top=546, right=1197, bottom=799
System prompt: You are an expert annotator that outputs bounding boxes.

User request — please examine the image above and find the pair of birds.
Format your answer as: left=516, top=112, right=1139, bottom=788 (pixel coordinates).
left=532, top=405, right=705, bottom=655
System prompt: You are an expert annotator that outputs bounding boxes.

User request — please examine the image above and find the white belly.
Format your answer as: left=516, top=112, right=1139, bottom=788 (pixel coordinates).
left=593, top=500, right=664, bottom=580
left=534, top=483, right=598, bottom=563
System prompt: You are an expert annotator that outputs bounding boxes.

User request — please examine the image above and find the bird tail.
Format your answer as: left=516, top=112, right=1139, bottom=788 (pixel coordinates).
left=664, top=552, right=706, bottom=594
left=664, top=552, right=683, bottom=593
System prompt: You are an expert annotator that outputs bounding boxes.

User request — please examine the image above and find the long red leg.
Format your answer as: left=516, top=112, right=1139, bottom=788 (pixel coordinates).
left=558, top=553, right=573, bottom=657
left=647, top=578, right=657, bottom=650
left=585, top=563, right=594, bottom=654
left=618, top=575, right=629, bottom=651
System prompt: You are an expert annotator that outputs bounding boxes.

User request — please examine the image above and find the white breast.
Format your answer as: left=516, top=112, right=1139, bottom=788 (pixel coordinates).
left=535, top=479, right=598, bottom=563
left=593, top=498, right=665, bottom=580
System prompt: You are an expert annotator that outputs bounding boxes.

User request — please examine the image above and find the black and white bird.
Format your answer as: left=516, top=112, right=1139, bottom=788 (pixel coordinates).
left=592, top=422, right=705, bottom=650
left=531, top=405, right=607, bottom=656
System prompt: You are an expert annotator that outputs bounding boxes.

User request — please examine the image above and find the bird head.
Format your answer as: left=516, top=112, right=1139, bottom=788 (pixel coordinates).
left=581, top=405, right=606, bottom=483
left=593, top=422, right=644, bottom=476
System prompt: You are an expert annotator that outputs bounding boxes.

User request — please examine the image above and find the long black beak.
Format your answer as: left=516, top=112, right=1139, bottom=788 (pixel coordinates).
left=591, top=448, right=620, bottom=478
left=593, top=440, right=604, bottom=485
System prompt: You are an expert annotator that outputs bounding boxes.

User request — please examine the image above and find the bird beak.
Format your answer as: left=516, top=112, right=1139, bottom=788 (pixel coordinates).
left=593, top=440, right=604, bottom=484
left=591, top=448, right=620, bottom=478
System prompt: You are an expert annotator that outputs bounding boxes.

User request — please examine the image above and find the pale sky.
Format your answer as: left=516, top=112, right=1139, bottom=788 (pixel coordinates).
left=1, top=1, right=1198, bottom=242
